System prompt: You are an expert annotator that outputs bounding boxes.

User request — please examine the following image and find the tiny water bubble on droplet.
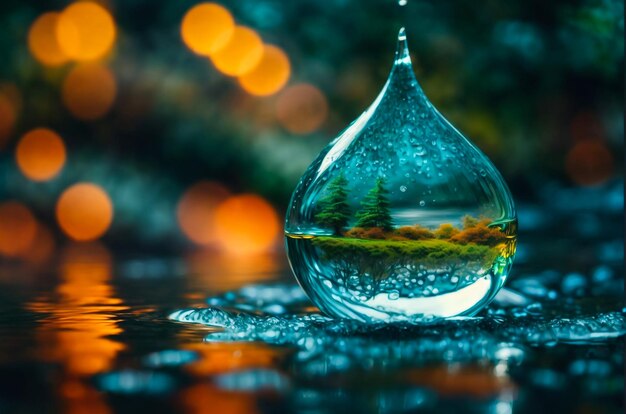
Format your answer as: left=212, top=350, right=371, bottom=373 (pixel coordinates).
left=400, top=185, right=407, bottom=192
left=398, top=0, right=408, bottom=6
left=419, top=200, right=426, bottom=206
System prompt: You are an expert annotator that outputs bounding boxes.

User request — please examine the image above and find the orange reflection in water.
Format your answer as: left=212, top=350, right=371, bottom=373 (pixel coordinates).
left=406, top=364, right=516, bottom=398
left=183, top=342, right=285, bottom=376
left=185, top=250, right=281, bottom=294
left=27, top=242, right=125, bottom=414
left=179, top=383, right=258, bottom=414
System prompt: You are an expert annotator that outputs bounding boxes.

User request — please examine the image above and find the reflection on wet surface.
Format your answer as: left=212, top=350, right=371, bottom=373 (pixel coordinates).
left=0, top=200, right=623, bottom=413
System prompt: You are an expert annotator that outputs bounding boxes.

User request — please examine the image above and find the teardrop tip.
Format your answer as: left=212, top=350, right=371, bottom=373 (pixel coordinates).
left=395, top=28, right=411, bottom=64
left=398, top=27, right=406, bottom=41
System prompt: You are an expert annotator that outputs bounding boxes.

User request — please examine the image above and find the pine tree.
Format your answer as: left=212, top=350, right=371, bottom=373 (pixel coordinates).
left=315, top=174, right=351, bottom=235
left=355, top=177, right=393, bottom=230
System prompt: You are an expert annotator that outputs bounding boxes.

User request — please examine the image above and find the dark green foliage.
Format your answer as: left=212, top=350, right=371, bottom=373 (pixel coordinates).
left=355, top=177, right=393, bottom=230
left=315, top=174, right=351, bottom=235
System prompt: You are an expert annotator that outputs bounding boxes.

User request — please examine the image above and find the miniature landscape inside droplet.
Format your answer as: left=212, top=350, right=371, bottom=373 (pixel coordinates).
left=284, top=29, right=517, bottom=321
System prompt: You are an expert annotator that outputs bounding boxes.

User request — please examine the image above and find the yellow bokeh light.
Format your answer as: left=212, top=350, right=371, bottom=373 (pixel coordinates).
left=181, top=3, right=235, bottom=56
left=56, top=183, right=114, bottom=241
left=238, top=45, right=290, bottom=96
left=210, top=26, right=264, bottom=76
left=56, top=1, right=116, bottom=61
left=28, top=12, right=69, bottom=67
left=213, top=194, right=279, bottom=255
left=0, top=201, right=38, bottom=257
left=62, top=63, right=117, bottom=120
left=177, top=181, right=230, bottom=246
left=16, top=128, right=66, bottom=181
left=276, top=83, right=328, bottom=134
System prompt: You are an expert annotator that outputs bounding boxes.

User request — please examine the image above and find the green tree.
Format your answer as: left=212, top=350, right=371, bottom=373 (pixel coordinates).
left=315, top=174, right=351, bottom=235
left=355, top=177, right=393, bottom=230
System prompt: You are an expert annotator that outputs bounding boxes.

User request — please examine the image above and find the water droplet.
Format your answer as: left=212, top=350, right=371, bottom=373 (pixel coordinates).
left=388, top=291, right=400, bottom=300
left=284, top=29, right=516, bottom=322
left=398, top=0, right=408, bottom=6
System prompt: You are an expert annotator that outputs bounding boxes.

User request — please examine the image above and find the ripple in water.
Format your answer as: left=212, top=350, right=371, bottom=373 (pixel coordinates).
left=169, top=283, right=626, bottom=375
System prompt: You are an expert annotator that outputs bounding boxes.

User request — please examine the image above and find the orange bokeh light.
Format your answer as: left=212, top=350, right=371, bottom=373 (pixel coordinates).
left=181, top=3, right=235, bottom=56
left=56, top=1, right=116, bottom=61
left=238, top=45, right=290, bottom=96
left=213, top=194, right=280, bottom=255
left=28, top=12, right=69, bottom=67
left=276, top=83, right=328, bottom=134
left=210, top=26, right=264, bottom=76
left=62, top=63, right=117, bottom=120
left=565, top=139, right=614, bottom=186
left=21, top=224, right=56, bottom=264
left=0, top=93, right=16, bottom=148
left=0, top=201, right=38, bottom=257
left=177, top=181, right=230, bottom=246
left=16, top=128, right=66, bottom=181
left=56, top=183, right=114, bottom=241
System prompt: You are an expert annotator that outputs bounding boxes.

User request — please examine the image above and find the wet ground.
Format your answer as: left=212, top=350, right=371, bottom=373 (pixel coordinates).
left=0, top=181, right=623, bottom=413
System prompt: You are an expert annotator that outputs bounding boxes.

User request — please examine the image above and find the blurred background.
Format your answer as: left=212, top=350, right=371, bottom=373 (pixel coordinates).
left=0, top=0, right=622, bottom=261
left=0, top=1, right=623, bottom=413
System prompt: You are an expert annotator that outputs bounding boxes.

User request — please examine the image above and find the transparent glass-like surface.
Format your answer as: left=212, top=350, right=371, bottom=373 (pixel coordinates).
left=285, top=28, right=517, bottom=322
